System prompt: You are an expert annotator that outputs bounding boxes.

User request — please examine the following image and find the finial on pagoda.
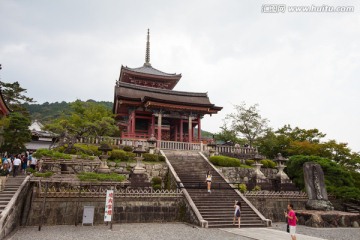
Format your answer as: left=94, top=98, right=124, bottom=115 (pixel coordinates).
left=144, top=29, right=151, bottom=67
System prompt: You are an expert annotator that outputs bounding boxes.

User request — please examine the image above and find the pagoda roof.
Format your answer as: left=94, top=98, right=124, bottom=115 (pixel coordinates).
left=114, top=82, right=222, bottom=114
left=122, top=65, right=181, bottom=78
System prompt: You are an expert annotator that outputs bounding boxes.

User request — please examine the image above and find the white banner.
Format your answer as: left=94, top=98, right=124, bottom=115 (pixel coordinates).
left=104, top=190, right=114, bottom=222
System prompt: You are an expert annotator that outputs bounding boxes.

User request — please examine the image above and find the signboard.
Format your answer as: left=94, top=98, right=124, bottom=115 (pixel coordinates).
left=104, top=190, right=114, bottom=222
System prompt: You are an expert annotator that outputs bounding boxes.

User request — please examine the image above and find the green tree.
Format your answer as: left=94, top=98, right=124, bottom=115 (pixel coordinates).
left=215, top=121, right=246, bottom=144
left=0, top=112, right=31, bottom=153
left=226, top=102, right=269, bottom=147
left=45, top=100, right=118, bottom=152
left=0, top=81, right=35, bottom=111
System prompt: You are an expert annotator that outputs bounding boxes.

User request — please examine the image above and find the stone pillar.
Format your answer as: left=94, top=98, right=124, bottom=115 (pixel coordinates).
left=157, top=112, right=162, bottom=141
left=197, top=115, right=201, bottom=142
left=188, top=115, right=192, bottom=143
left=180, top=119, right=183, bottom=142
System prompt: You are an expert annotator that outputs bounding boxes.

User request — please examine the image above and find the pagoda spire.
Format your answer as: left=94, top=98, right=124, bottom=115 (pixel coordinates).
left=144, top=29, right=151, bottom=67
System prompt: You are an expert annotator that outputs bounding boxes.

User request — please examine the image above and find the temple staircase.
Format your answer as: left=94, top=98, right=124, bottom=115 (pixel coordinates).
left=0, top=175, right=27, bottom=214
left=162, top=150, right=269, bottom=228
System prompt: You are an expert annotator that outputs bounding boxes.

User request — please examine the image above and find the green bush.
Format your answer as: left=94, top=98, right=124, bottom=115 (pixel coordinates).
left=151, top=177, right=162, bottom=190
left=260, top=159, right=277, bottom=168
left=73, top=143, right=102, bottom=156
left=33, top=149, right=72, bottom=160
left=210, top=155, right=251, bottom=168
left=143, top=153, right=165, bottom=162
left=77, top=172, right=126, bottom=182
left=245, top=160, right=254, bottom=166
left=109, top=149, right=135, bottom=161
left=33, top=171, right=53, bottom=178
left=238, top=183, right=247, bottom=193
left=122, top=146, right=133, bottom=152
left=252, top=185, right=261, bottom=191
left=287, top=155, right=360, bottom=200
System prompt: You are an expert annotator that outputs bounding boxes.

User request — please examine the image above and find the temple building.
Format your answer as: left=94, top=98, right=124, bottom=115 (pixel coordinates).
left=113, top=30, right=222, bottom=142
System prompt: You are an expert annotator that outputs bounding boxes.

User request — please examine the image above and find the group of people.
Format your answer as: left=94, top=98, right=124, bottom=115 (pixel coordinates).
left=205, top=170, right=298, bottom=238
left=0, top=152, right=38, bottom=177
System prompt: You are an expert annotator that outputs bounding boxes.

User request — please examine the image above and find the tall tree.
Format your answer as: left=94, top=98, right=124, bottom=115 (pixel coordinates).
left=0, top=81, right=35, bottom=111
left=0, top=112, right=31, bottom=153
left=227, top=102, right=269, bottom=147
left=45, top=100, right=118, bottom=152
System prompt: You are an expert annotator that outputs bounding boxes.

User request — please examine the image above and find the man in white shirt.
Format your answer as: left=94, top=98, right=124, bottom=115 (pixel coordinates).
left=29, top=154, right=37, bottom=170
left=13, top=155, right=22, bottom=177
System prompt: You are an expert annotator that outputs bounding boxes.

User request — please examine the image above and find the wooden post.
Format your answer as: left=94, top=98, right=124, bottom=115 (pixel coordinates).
left=157, top=112, right=162, bottom=141
left=188, top=115, right=192, bottom=143
left=39, top=181, right=48, bottom=231
left=75, top=183, right=82, bottom=226
left=197, top=115, right=201, bottom=142
left=180, top=119, right=183, bottom=142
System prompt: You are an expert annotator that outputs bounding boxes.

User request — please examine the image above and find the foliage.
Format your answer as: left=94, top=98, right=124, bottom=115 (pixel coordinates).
left=122, top=146, right=133, bottom=152
left=151, top=177, right=162, bottom=190
left=226, top=102, right=269, bottom=147
left=0, top=80, right=35, bottom=111
left=260, top=159, right=276, bottom=168
left=33, top=171, right=54, bottom=178
left=143, top=153, right=165, bottom=162
left=210, top=155, right=251, bottom=168
left=238, top=183, right=247, bottom=193
left=33, top=149, right=72, bottom=159
left=44, top=100, right=118, bottom=153
left=0, top=112, right=31, bottom=153
left=26, top=168, right=36, bottom=174
left=215, top=121, right=246, bottom=145
left=245, top=160, right=254, bottom=166
left=286, top=155, right=360, bottom=200
left=109, top=149, right=135, bottom=161
left=252, top=185, right=261, bottom=191
left=77, top=172, right=126, bottom=182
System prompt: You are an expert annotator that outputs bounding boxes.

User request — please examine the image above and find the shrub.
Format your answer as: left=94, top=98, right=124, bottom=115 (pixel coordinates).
left=238, top=183, right=247, bottom=193
left=252, top=185, right=261, bottom=191
left=109, top=149, right=135, bottom=161
left=33, top=171, right=53, bottom=178
left=73, top=143, right=102, bottom=156
left=122, top=146, right=133, bottom=152
left=33, top=149, right=72, bottom=160
left=210, top=156, right=241, bottom=167
left=77, top=172, right=126, bottom=182
left=260, top=159, right=277, bottom=168
left=151, top=177, right=162, bottom=190
left=143, top=153, right=165, bottom=162
left=245, top=160, right=254, bottom=166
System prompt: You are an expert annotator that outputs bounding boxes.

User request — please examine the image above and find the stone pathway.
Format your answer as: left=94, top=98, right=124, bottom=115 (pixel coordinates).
left=221, top=228, right=326, bottom=240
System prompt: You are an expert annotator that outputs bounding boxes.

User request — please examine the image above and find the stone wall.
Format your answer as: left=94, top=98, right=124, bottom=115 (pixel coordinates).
left=26, top=194, right=185, bottom=226
left=246, top=196, right=307, bottom=222
left=218, top=167, right=278, bottom=183
left=0, top=176, right=32, bottom=240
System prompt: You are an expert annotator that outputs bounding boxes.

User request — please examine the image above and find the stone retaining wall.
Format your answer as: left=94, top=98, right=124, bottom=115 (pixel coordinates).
left=26, top=194, right=184, bottom=226
left=218, top=167, right=278, bottom=183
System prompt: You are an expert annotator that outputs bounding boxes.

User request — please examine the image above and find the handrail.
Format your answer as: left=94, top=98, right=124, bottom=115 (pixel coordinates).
left=160, top=150, right=208, bottom=228
left=199, top=152, right=271, bottom=227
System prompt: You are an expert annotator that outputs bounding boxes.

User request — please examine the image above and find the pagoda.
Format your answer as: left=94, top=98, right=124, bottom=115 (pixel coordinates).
left=113, top=30, right=222, bottom=142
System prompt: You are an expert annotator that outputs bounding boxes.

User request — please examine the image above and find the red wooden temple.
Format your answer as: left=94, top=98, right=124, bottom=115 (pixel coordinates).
left=113, top=30, right=222, bottom=142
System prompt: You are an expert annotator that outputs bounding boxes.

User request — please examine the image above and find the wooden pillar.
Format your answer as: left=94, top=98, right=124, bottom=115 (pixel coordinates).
left=198, top=115, right=201, bottom=141
left=151, top=114, right=155, bottom=136
left=131, top=111, right=136, bottom=135
left=180, top=119, right=183, bottom=142
left=175, top=122, right=178, bottom=142
left=188, top=115, right=192, bottom=143
left=157, top=112, right=162, bottom=141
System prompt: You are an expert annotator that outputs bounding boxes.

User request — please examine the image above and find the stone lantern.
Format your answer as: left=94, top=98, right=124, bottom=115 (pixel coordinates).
left=97, top=143, right=112, bottom=173
left=132, top=145, right=147, bottom=174
left=274, top=153, right=289, bottom=180
left=147, top=134, right=157, bottom=154
left=207, top=140, right=217, bottom=157
left=251, top=151, right=266, bottom=180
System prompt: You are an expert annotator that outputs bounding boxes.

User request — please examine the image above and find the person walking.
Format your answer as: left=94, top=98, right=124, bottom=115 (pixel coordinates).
left=12, top=155, right=21, bottom=177
left=29, top=152, right=37, bottom=170
left=205, top=170, right=212, bottom=193
left=233, top=200, right=241, bottom=228
left=21, top=154, right=28, bottom=174
left=285, top=203, right=297, bottom=240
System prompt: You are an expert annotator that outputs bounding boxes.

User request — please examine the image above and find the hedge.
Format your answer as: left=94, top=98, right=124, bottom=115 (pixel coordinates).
left=109, top=149, right=135, bottom=161
left=143, top=153, right=165, bottom=162
left=210, top=155, right=250, bottom=168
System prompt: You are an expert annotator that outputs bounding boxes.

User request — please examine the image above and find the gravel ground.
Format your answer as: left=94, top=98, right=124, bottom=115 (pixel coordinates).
left=271, top=222, right=360, bottom=240
left=7, top=223, right=253, bottom=240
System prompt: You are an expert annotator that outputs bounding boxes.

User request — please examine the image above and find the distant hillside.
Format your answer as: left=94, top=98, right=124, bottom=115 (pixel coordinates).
left=22, top=100, right=113, bottom=124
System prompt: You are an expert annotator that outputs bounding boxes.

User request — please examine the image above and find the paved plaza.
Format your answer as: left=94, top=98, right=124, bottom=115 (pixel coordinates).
left=7, top=222, right=360, bottom=240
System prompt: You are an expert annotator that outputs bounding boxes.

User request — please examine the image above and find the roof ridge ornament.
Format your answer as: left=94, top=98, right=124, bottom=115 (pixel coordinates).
left=144, top=29, right=151, bottom=67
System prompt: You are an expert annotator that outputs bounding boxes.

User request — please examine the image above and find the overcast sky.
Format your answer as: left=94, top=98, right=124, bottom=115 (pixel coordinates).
left=1, top=0, right=359, bottom=152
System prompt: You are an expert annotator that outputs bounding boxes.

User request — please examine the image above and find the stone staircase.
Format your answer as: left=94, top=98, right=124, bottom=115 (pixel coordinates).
left=163, top=150, right=267, bottom=228
left=0, top=175, right=27, bottom=214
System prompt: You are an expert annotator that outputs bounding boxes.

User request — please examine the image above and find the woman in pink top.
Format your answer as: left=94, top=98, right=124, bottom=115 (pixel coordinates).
left=285, top=203, right=297, bottom=240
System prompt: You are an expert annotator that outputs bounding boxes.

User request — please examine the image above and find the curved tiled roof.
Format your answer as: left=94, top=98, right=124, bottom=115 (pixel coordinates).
left=123, top=65, right=181, bottom=78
